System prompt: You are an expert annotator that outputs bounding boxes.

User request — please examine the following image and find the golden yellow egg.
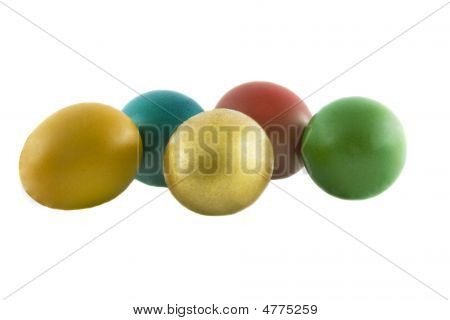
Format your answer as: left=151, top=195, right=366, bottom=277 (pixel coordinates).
left=19, top=103, right=142, bottom=210
left=164, top=109, right=273, bottom=215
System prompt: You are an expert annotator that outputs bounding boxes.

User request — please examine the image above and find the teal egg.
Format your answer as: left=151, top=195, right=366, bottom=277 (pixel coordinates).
left=123, top=90, right=203, bottom=187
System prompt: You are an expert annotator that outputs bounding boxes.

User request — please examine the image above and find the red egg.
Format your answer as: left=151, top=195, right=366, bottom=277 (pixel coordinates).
left=216, top=81, right=311, bottom=179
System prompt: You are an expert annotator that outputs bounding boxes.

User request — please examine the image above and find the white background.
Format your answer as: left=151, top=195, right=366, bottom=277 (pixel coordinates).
left=0, top=0, right=449, bottom=318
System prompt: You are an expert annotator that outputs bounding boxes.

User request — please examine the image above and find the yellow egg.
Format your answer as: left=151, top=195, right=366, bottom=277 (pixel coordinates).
left=164, top=109, right=273, bottom=215
left=19, top=103, right=142, bottom=210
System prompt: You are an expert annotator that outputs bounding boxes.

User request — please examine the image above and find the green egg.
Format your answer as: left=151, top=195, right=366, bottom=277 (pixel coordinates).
left=301, top=97, right=406, bottom=199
